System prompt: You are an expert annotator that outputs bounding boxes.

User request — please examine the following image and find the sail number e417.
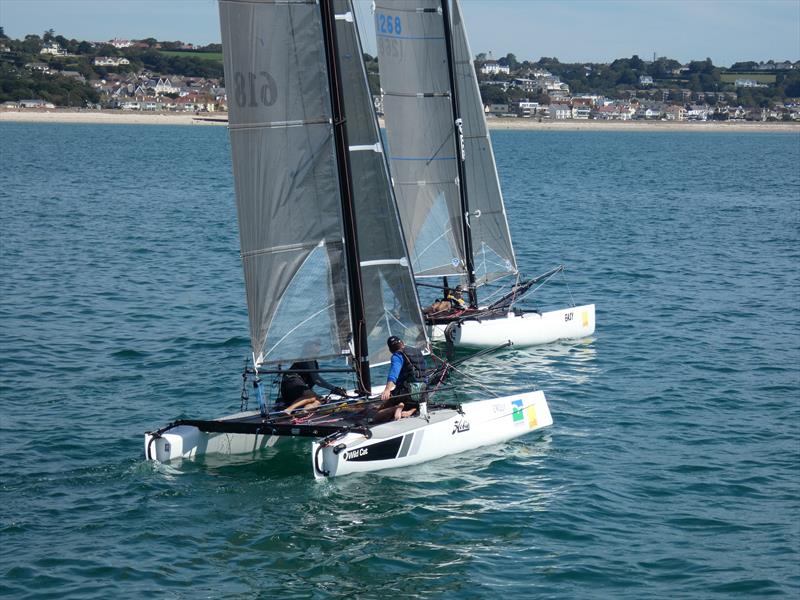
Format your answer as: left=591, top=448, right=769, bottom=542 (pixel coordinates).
left=376, top=14, right=402, bottom=35
left=233, top=71, right=277, bottom=108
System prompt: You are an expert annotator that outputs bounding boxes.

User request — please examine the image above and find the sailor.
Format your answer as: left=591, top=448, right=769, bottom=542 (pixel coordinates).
left=423, top=285, right=467, bottom=316
left=373, top=336, right=428, bottom=423
left=280, top=340, right=346, bottom=414
left=447, top=285, right=467, bottom=309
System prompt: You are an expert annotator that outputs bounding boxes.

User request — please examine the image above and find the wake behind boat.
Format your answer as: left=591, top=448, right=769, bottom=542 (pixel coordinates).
left=144, top=0, right=553, bottom=477
left=375, top=0, right=596, bottom=348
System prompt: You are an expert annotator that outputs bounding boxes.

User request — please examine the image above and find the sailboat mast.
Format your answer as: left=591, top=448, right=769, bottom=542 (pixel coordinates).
left=441, top=0, right=477, bottom=308
left=319, top=0, right=371, bottom=394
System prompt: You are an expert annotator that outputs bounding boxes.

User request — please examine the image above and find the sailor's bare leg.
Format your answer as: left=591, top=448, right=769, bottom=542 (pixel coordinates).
left=283, top=395, right=320, bottom=414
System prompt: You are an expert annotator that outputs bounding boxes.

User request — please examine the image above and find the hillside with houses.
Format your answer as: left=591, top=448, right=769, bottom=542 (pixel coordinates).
left=1, top=28, right=799, bottom=122
left=466, top=53, right=800, bottom=122
left=0, top=29, right=225, bottom=112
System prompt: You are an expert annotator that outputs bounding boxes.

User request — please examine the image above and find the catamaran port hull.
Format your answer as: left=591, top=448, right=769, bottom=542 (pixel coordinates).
left=145, top=410, right=289, bottom=463
left=145, top=391, right=552, bottom=477
left=429, top=304, right=596, bottom=348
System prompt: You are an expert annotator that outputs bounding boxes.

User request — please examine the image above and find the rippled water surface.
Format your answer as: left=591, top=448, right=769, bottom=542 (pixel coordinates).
left=1, top=123, right=798, bottom=598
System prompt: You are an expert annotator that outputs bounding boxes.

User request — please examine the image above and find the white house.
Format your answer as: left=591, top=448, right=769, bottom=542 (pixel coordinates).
left=94, top=56, right=131, bottom=67
left=480, top=60, right=510, bottom=75
left=686, top=104, right=710, bottom=121
left=515, top=100, right=540, bottom=117
left=25, top=62, right=51, bottom=73
left=639, top=75, right=654, bottom=86
left=664, top=105, right=686, bottom=121
left=40, top=42, right=67, bottom=56
left=572, top=105, right=591, bottom=119
left=146, top=78, right=180, bottom=95
left=549, top=104, right=572, bottom=120
left=735, top=79, right=767, bottom=88
left=19, top=99, right=56, bottom=109
left=512, top=78, right=538, bottom=92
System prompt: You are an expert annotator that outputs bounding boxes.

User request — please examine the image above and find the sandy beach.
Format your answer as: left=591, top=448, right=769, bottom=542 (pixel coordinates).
left=1, top=108, right=798, bottom=132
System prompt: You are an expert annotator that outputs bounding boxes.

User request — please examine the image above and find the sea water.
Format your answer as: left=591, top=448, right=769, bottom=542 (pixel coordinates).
left=1, top=122, right=798, bottom=598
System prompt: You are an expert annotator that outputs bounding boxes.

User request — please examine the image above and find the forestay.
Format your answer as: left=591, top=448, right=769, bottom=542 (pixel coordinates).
left=451, top=0, right=517, bottom=285
left=334, top=0, right=428, bottom=365
left=374, top=0, right=468, bottom=280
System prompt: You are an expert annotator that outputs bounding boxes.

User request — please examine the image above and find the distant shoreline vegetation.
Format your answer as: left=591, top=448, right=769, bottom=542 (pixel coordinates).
left=0, top=29, right=798, bottom=119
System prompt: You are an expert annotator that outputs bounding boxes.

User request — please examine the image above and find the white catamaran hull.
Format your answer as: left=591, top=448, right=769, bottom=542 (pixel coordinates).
left=145, top=391, right=552, bottom=477
left=314, top=390, right=551, bottom=478
left=430, top=304, right=596, bottom=348
left=145, top=410, right=284, bottom=463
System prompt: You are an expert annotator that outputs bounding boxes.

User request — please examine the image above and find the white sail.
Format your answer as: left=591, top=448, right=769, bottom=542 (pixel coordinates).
left=374, top=0, right=469, bottom=279
left=220, top=0, right=352, bottom=366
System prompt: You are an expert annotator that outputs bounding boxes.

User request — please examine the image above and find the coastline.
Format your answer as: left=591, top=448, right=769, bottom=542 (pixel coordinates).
left=1, top=108, right=798, bottom=132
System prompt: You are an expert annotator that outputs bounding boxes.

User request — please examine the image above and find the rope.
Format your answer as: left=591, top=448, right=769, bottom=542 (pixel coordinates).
left=560, top=266, right=577, bottom=307
left=428, top=349, right=497, bottom=396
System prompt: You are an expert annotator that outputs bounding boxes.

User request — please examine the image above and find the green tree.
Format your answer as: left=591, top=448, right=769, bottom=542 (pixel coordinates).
left=499, top=52, right=519, bottom=70
left=730, top=61, right=758, bottom=71
left=21, top=34, right=43, bottom=54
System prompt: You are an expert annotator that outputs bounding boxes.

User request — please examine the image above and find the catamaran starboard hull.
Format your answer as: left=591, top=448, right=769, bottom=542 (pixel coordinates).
left=145, top=391, right=552, bottom=477
left=312, top=390, right=551, bottom=478
left=430, top=304, right=596, bottom=348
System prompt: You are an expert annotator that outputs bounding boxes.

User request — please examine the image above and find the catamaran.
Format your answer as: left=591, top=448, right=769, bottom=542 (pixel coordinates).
left=375, top=0, right=596, bottom=348
left=144, top=0, right=552, bottom=478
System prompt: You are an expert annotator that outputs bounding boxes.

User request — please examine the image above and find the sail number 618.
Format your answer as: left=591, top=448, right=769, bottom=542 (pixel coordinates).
left=233, top=71, right=278, bottom=107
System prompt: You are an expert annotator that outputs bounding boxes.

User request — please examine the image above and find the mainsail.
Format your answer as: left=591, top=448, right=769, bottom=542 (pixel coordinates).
left=374, top=0, right=468, bottom=280
left=219, top=0, right=426, bottom=372
left=376, top=0, right=518, bottom=289
left=450, top=0, right=517, bottom=285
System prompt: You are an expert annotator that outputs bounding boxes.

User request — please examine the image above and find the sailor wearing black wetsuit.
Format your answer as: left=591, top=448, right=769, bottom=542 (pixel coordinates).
left=280, top=359, right=338, bottom=405
left=279, top=340, right=346, bottom=413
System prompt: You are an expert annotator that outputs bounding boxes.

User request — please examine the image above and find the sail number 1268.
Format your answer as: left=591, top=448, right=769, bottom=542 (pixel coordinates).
left=233, top=71, right=278, bottom=107
left=376, top=14, right=402, bottom=35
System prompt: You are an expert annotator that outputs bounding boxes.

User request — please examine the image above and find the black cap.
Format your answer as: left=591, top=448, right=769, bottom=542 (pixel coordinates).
left=387, top=336, right=402, bottom=349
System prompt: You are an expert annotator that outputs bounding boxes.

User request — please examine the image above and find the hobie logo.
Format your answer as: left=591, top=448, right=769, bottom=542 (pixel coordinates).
left=452, top=419, right=470, bottom=434
left=512, top=399, right=524, bottom=424
left=582, top=311, right=589, bottom=327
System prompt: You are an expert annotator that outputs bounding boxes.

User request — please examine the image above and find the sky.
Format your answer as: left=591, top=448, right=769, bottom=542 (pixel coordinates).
left=1, top=0, right=798, bottom=67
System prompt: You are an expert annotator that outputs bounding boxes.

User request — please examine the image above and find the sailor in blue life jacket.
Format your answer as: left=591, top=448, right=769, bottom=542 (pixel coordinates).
left=373, top=336, right=428, bottom=423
